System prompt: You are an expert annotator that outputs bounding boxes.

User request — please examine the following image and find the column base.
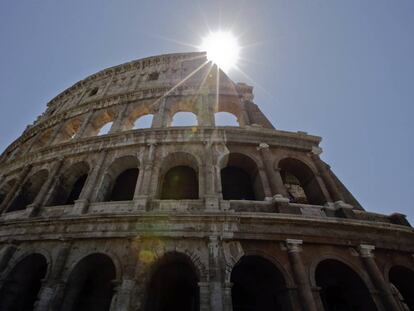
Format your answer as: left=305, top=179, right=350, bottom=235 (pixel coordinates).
left=204, top=195, right=220, bottom=211
left=69, top=199, right=90, bottom=215
left=133, top=196, right=148, bottom=212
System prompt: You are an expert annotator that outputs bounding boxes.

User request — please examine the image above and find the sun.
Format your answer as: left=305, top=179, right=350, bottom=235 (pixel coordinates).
left=199, top=31, right=240, bottom=73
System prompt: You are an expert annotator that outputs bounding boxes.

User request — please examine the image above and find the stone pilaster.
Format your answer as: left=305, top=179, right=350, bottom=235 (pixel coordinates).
left=258, top=143, right=289, bottom=198
left=74, top=109, right=95, bottom=139
left=199, top=281, right=210, bottom=311
left=285, top=239, right=317, bottom=311
left=0, top=165, right=31, bottom=214
left=0, top=244, right=17, bottom=273
left=109, top=279, right=136, bottom=311
left=223, top=282, right=233, bottom=311
left=109, top=103, right=129, bottom=133
left=358, top=244, right=402, bottom=311
left=27, top=158, right=64, bottom=217
left=71, top=151, right=108, bottom=214
left=208, top=236, right=223, bottom=311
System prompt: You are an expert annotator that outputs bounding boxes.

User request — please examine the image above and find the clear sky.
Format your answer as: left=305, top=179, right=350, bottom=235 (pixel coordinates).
left=1, top=0, right=413, bottom=222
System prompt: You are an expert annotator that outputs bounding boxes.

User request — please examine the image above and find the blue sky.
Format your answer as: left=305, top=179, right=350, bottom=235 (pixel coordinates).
left=1, top=0, right=413, bottom=222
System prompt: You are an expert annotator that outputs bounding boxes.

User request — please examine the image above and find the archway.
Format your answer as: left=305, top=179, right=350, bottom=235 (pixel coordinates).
left=7, top=170, right=49, bottom=212
left=389, top=265, right=414, bottom=310
left=221, top=153, right=264, bottom=200
left=279, top=158, right=326, bottom=205
left=146, top=253, right=199, bottom=311
left=215, top=112, right=239, bottom=126
left=315, top=259, right=377, bottom=311
left=61, top=253, right=116, bottom=311
left=0, top=254, right=48, bottom=311
left=231, top=255, right=292, bottom=311
left=49, top=162, right=89, bottom=206
left=171, top=111, right=198, bottom=127
left=133, top=114, right=154, bottom=129
left=109, top=168, right=139, bottom=201
left=160, top=166, right=198, bottom=199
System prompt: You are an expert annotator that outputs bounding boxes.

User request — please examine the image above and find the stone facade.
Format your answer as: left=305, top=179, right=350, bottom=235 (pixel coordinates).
left=0, top=52, right=413, bottom=311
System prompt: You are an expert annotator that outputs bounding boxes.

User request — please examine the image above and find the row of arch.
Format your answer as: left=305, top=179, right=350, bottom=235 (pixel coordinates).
left=1, top=153, right=327, bottom=213
left=19, top=104, right=245, bottom=155
left=1, top=251, right=413, bottom=311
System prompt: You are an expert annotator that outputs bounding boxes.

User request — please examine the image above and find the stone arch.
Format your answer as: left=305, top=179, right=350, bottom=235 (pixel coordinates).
left=313, top=257, right=377, bottom=311
left=0, top=253, right=49, bottom=311
left=60, top=253, right=118, bottom=311
left=214, top=111, right=240, bottom=126
left=97, top=155, right=140, bottom=202
left=123, top=102, right=156, bottom=130
left=278, top=157, right=326, bottom=205
left=215, top=99, right=243, bottom=126
left=31, top=127, right=54, bottom=151
left=167, top=99, right=199, bottom=127
left=48, top=161, right=90, bottom=206
left=7, top=169, right=49, bottom=212
left=145, top=251, right=200, bottom=311
left=158, top=152, right=200, bottom=199
left=54, top=117, right=83, bottom=143
left=231, top=254, right=294, bottom=311
left=84, top=110, right=117, bottom=137
left=388, top=265, right=414, bottom=310
left=219, top=152, right=265, bottom=201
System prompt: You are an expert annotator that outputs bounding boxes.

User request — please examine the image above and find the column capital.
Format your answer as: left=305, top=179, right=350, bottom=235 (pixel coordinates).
left=285, top=239, right=303, bottom=253
left=358, top=244, right=375, bottom=258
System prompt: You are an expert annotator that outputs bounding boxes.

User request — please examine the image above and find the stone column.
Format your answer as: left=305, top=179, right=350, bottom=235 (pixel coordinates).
left=285, top=239, right=317, bottom=311
left=239, top=100, right=251, bottom=127
left=311, top=154, right=344, bottom=202
left=198, top=95, right=214, bottom=126
left=358, top=244, right=402, bottom=311
left=199, top=281, right=210, bottom=311
left=109, top=104, right=129, bottom=133
left=74, top=109, right=95, bottom=139
left=110, top=279, right=136, bottom=311
left=34, top=242, right=72, bottom=311
left=0, top=165, right=31, bottom=214
left=223, top=282, right=233, bottom=311
left=208, top=236, right=223, bottom=311
left=204, top=143, right=219, bottom=210
left=27, top=158, right=64, bottom=217
left=152, top=97, right=167, bottom=128
left=137, top=143, right=156, bottom=197
left=258, top=143, right=288, bottom=197
left=71, top=151, right=108, bottom=214
left=0, top=244, right=17, bottom=273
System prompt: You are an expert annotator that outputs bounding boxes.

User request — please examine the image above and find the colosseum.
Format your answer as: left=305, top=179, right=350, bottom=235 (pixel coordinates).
left=0, top=52, right=413, bottom=311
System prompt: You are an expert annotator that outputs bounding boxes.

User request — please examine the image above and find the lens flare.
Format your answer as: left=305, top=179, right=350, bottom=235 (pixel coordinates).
left=199, top=31, right=240, bottom=72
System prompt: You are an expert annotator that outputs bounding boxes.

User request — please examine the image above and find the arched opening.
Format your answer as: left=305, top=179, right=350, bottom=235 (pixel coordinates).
left=7, top=170, right=49, bottom=212
left=389, top=265, right=414, bottom=310
left=315, top=259, right=377, bottom=311
left=160, top=166, right=198, bottom=199
left=133, top=114, right=153, bottom=129
left=109, top=168, right=139, bottom=201
left=215, top=112, right=239, bottom=126
left=98, top=122, right=113, bottom=136
left=56, top=118, right=82, bottom=142
left=49, top=162, right=89, bottom=206
left=279, top=158, right=326, bottom=205
left=32, top=128, right=54, bottom=150
left=221, top=153, right=264, bottom=201
left=171, top=112, right=198, bottom=127
left=146, top=253, right=199, bottom=311
left=231, top=256, right=292, bottom=311
left=61, top=254, right=116, bottom=311
left=0, top=254, right=47, bottom=311
left=97, top=156, right=139, bottom=202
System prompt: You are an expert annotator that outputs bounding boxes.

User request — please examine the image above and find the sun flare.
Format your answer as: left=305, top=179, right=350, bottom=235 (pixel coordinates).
left=199, top=31, right=240, bottom=72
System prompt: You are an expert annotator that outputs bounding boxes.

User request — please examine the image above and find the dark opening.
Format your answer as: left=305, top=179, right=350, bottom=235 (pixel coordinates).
left=316, top=259, right=377, bottom=311
left=61, top=254, right=116, bottom=311
left=389, top=266, right=414, bottom=310
left=279, top=158, right=326, bottom=205
left=231, top=256, right=292, bottom=311
left=221, top=166, right=255, bottom=200
left=109, top=168, right=139, bottom=201
left=89, top=88, right=98, bottom=97
left=0, top=254, right=47, bottom=311
left=65, top=174, right=88, bottom=204
left=160, top=166, right=198, bottom=200
left=148, top=72, right=159, bottom=81
left=146, top=254, right=199, bottom=311
left=7, top=171, right=48, bottom=212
